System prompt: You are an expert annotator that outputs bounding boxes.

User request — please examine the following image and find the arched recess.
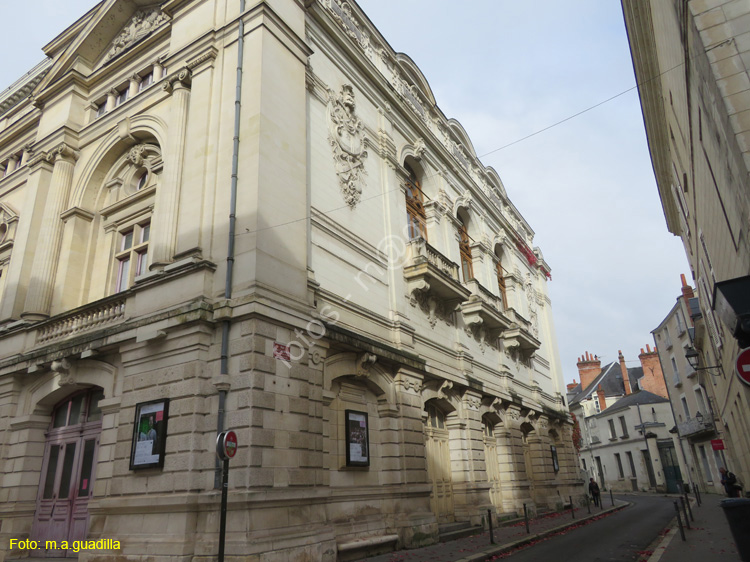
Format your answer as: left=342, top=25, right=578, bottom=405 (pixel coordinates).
left=59, top=125, right=164, bottom=308
left=323, top=352, right=397, bottom=490
left=323, top=352, right=395, bottom=408
left=7, top=360, right=116, bottom=551
left=421, top=380, right=460, bottom=523
left=19, top=360, right=117, bottom=418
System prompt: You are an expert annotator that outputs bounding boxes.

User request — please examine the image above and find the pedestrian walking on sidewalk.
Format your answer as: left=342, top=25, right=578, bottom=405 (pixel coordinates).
left=589, top=478, right=601, bottom=507
left=720, top=467, right=742, bottom=497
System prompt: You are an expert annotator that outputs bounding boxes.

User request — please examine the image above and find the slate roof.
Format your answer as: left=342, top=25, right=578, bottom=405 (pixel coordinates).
left=568, top=361, right=645, bottom=407
left=604, top=389, right=668, bottom=413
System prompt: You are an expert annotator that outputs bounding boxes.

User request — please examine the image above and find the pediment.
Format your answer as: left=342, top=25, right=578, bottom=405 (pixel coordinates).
left=33, top=1, right=169, bottom=96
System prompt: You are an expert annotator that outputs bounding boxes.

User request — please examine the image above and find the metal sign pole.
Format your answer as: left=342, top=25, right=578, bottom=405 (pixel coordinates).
left=218, top=456, right=229, bottom=562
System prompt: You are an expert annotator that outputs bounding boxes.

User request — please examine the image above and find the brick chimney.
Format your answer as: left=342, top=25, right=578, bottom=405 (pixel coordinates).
left=596, top=384, right=606, bottom=412
left=576, top=352, right=602, bottom=391
left=638, top=344, right=668, bottom=399
left=680, top=274, right=694, bottom=303
left=567, top=379, right=579, bottom=392
left=618, top=350, right=632, bottom=395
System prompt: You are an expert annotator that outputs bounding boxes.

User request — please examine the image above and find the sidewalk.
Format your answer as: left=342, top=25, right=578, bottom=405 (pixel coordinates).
left=353, top=499, right=628, bottom=562
left=646, top=493, right=741, bottom=562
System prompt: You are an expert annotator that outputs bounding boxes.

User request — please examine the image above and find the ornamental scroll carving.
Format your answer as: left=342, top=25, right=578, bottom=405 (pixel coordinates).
left=105, top=7, right=169, bottom=62
left=327, top=85, right=368, bottom=209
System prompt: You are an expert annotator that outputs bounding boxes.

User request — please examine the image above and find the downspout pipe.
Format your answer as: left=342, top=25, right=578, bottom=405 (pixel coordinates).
left=215, top=0, right=245, bottom=489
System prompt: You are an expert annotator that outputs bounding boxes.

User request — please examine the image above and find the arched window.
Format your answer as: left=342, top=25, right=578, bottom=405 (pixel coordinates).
left=458, top=215, right=473, bottom=282
left=84, top=141, right=161, bottom=298
left=405, top=164, right=427, bottom=240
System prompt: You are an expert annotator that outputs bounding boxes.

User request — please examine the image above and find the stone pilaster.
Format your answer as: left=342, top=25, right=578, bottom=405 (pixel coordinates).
left=22, top=143, right=79, bottom=320
left=150, top=68, right=191, bottom=269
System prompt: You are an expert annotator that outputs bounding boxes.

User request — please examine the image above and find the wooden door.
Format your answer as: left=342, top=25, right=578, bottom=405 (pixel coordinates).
left=425, top=404, right=454, bottom=522
left=32, top=389, right=102, bottom=557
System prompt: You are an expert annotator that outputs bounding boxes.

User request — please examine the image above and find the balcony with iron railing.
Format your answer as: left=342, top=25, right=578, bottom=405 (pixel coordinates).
left=404, top=237, right=471, bottom=304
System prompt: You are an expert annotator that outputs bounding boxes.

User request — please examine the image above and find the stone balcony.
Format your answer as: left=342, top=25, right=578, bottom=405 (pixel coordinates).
left=677, top=415, right=716, bottom=439
left=35, top=293, right=129, bottom=345
left=404, top=238, right=471, bottom=305
left=460, top=279, right=513, bottom=337
left=501, top=311, right=541, bottom=360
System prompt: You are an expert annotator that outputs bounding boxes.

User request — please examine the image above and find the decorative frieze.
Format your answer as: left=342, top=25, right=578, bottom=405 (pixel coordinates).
left=104, top=6, right=170, bottom=62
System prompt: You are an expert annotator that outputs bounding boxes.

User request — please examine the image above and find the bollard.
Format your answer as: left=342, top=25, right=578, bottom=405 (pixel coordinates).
left=679, top=496, right=691, bottom=529
left=587, top=495, right=591, bottom=514
left=684, top=491, right=694, bottom=521
left=674, top=500, right=686, bottom=541
left=610, top=489, right=614, bottom=507
left=693, top=483, right=701, bottom=507
left=570, top=496, right=575, bottom=519
left=524, top=503, right=530, bottom=534
left=488, top=509, right=495, bottom=544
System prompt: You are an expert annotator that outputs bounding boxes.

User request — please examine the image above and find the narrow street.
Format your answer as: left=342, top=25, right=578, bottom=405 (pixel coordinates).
left=494, top=494, right=675, bottom=561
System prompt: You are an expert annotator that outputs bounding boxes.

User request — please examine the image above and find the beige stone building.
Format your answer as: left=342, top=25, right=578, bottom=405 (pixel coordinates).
left=652, top=275, right=726, bottom=495
left=623, top=0, right=750, bottom=493
left=0, top=1, right=578, bottom=560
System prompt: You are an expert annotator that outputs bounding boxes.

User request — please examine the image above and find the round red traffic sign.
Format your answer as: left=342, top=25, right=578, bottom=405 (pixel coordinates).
left=216, top=430, right=238, bottom=460
left=736, top=347, right=750, bottom=387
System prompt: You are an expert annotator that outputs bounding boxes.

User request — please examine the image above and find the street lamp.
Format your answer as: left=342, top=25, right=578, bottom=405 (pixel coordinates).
left=684, top=346, right=722, bottom=375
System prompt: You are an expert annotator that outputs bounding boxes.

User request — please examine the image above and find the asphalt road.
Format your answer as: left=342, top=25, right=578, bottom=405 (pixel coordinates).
left=496, top=494, right=676, bottom=562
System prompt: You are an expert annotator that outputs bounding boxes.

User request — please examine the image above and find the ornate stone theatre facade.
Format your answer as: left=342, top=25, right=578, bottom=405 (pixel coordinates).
left=0, top=1, right=579, bottom=560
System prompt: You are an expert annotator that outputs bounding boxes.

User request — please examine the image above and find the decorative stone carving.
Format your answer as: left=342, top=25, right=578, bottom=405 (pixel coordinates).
left=413, top=137, right=426, bottom=160
left=526, top=273, right=539, bottom=338
left=327, top=85, right=368, bottom=208
left=411, top=287, right=454, bottom=328
left=104, top=6, right=169, bottom=62
left=127, top=144, right=149, bottom=167
left=463, top=394, right=481, bottom=410
left=356, top=352, right=377, bottom=377
left=438, top=380, right=453, bottom=400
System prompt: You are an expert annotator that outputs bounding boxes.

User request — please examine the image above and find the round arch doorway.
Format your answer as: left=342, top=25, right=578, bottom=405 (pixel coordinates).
left=31, top=387, right=104, bottom=556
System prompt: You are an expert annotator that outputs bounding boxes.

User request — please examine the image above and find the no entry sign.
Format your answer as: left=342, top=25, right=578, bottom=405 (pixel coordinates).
left=216, top=430, right=238, bottom=460
left=736, top=347, right=750, bottom=387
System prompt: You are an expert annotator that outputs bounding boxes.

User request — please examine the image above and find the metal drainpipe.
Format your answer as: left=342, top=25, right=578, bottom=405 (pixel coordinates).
left=215, top=0, right=245, bottom=489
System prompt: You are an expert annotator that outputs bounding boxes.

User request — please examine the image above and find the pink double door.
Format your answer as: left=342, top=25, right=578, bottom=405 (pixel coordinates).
left=32, top=390, right=103, bottom=557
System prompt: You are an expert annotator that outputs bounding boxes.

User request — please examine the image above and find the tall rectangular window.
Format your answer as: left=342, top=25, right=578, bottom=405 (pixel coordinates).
left=626, top=451, right=636, bottom=477
left=404, top=165, right=426, bottom=240
left=496, top=260, right=507, bottom=309
left=619, top=416, right=628, bottom=437
left=615, top=453, right=624, bottom=478
left=458, top=219, right=473, bottom=282
left=115, top=221, right=150, bottom=292
left=608, top=419, right=616, bottom=439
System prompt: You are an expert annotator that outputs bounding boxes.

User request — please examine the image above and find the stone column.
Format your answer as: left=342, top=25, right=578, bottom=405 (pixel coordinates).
left=128, top=73, right=142, bottom=98
left=22, top=143, right=79, bottom=320
left=150, top=68, right=191, bottom=269
left=105, top=88, right=117, bottom=111
left=152, top=60, right=164, bottom=81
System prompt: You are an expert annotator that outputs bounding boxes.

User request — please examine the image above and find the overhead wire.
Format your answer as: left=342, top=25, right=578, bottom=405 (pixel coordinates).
left=236, top=45, right=700, bottom=238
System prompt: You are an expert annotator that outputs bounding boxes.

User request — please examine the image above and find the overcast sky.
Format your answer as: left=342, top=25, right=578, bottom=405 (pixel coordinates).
left=1, top=1, right=689, bottom=386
